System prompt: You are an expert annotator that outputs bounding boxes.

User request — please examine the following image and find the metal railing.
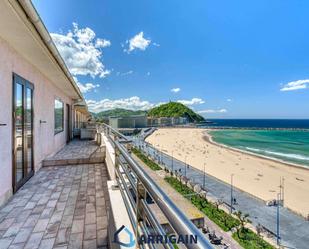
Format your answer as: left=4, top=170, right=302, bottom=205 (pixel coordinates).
left=97, top=123, right=213, bottom=249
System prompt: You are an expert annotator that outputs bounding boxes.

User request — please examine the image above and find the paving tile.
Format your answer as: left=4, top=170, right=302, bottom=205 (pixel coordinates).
left=85, top=203, right=95, bottom=213
left=15, top=210, right=32, bottom=223
left=33, top=219, right=49, bottom=232
left=53, top=246, right=67, bottom=249
left=68, top=233, right=83, bottom=249
left=38, top=238, right=55, bottom=249
left=23, top=215, right=40, bottom=228
left=84, top=224, right=96, bottom=240
left=97, top=229, right=108, bottom=247
left=0, top=238, right=13, bottom=249
left=3, top=222, right=23, bottom=238
left=63, top=206, right=75, bottom=217
left=6, top=208, right=23, bottom=219
left=0, top=205, right=15, bottom=214
left=24, top=232, right=44, bottom=249
left=49, top=211, right=64, bottom=225
left=24, top=202, right=36, bottom=210
left=40, top=208, right=54, bottom=219
left=96, top=216, right=107, bottom=230
left=59, top=215, right=73, bottom=229
left=71, top=220, right=84, bottom=234
left=31, top=205, right=45, bottom=215
left=8, top=243, right=25, bottom=249
left=55, top=228, right=70, bottom=246
left=85, top=212, right=96, bottom=225
left=12, top=228, right=33, bottom=244
left=0, top=219, right=15, bottom=230
left=43, top=222, right=60, bottom=239
left=83, top=239, right=97, bottom=249
left=46, top=200, right=57, bottom=208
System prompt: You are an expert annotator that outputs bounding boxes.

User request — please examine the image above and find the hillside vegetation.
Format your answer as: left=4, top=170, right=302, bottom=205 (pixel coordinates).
left=148, top=102, right=205, bottom=122
left=93, top=108, right=146, bottom=120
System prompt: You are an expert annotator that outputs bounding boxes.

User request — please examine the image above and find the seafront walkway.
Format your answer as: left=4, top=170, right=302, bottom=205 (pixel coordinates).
left=133, top=155, right=241, bottom=249
left=134, top=137, right=309, bottom=249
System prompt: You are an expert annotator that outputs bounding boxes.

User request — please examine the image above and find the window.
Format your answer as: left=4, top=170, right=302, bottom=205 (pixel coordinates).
left=54, top=99, right=64, bottom=134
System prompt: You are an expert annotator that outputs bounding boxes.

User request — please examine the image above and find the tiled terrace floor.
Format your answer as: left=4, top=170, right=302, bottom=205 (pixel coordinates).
left=0, top=164, right=109, bottom=249
left=46, top=140, right=99, bottom=160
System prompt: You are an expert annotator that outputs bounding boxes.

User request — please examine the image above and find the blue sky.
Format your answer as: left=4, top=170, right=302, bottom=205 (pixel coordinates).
left=33, top=0, right=309, bottom=118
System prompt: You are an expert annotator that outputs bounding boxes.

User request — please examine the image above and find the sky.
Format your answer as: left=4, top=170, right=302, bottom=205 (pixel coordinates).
left=33, top=0, right=309, bottom=118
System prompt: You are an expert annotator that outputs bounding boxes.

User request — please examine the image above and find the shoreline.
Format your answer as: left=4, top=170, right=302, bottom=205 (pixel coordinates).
left=146, top=128, right=309, bottom=217
left=204, top=129, right=309, bottom=171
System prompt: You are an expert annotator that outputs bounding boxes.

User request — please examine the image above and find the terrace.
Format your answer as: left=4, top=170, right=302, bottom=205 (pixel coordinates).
left=0, top=124, right=214, bottom=249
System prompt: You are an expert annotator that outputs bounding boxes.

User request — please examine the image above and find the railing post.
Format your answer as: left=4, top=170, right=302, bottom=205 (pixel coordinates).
left=114, top=139, right=120, bottom=185
left=136, top=179, right=146, bottom=248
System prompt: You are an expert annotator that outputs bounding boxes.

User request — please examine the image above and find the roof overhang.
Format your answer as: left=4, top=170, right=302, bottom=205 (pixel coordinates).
left=0, top=0, right=84, bottom=101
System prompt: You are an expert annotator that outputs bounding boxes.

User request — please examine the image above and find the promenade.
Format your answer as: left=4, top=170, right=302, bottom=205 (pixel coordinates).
left=134, top=134, right=309, bottom=249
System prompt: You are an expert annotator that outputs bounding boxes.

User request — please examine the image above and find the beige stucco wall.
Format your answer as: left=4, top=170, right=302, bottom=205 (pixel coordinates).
left=0, top=37, right=73, bottom=206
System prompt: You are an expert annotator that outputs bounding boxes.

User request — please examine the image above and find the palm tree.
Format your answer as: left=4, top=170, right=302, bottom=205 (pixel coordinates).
left=235, top=211, right=251, bottom=238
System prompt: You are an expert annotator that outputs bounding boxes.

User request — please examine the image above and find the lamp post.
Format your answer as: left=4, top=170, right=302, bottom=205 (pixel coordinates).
left=184, top=156, right=187, bottom=177
left=203, top=163, right=206, bottom=189
left=171, top=151, right=174, bottom=172
left=277, top=193, right=281, bottom=246
left=230, top=174, right=234, bottom=214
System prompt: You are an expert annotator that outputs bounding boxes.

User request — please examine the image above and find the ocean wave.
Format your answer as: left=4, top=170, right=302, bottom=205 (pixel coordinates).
left=244, top=147, right=309, bottom=161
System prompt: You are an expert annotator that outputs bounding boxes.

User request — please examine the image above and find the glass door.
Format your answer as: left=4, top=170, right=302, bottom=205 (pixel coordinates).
left=13, top=74, right=34, bottom=192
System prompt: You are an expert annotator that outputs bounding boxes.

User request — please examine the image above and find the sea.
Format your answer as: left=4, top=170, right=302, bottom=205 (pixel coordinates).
left=202, top=119, right=309, bottom=167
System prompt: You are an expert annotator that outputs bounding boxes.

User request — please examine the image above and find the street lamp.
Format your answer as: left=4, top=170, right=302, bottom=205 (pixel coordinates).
left=203, top=163, right=206, bottom=189
left=277, top=193, right=281, bottom=246
left=171, top=151, right=174, bottom=172
left=184, top=156, right=187, bottom=177
left=230, top=174, right=234, bottom=214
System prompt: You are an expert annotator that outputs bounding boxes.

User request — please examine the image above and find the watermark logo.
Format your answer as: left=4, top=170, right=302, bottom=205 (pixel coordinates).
left=113, top=225, right=136, bottom=248
left=113, top=225, right=198, bottom=247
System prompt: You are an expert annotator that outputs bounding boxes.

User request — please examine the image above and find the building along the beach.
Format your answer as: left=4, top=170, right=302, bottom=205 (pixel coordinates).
left=0, top=0, right=90, bottom=206
left=109, top=115, right=147, bottom=129
left=147, top=116, right=189, bottom=127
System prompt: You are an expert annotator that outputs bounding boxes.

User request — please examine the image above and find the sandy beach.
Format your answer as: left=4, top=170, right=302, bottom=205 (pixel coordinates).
left=146, top=128, right=309, bottom=217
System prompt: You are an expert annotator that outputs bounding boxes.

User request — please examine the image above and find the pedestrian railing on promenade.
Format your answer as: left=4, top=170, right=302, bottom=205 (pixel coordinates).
left=96, top=123, right=213, bottom=249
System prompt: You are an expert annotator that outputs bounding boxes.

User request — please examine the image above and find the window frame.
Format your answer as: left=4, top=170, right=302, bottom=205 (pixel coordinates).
left=54, top=98, right=64, bottom=135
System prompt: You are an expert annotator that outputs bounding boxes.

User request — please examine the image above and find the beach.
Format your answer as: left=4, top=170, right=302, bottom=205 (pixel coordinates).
left=145, top=128, right=309, bottom=217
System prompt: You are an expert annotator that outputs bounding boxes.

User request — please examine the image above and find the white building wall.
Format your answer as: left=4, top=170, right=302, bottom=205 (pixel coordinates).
left=0, top=37, right=74, bottom=206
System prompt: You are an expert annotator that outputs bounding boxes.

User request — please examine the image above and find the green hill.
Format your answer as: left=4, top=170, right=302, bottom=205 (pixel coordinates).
left=93, top=108, right=147, bottom=120
left=148, top=102, right=205, bottom=122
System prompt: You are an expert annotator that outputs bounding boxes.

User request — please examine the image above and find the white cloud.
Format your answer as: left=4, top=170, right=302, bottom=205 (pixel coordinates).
left=197, top=109, right=227, bottom=114
left=74, top=77, right=99, bottom=93
left=51, top=22, right=111, bottom=78
left=177, top=98, right=205, bottom=105
left=227, top=98, right=232, bottom=102
left=124, top=32, right=151, bottom=53
left=77, top=83, right=100, bottom=93
left=87, top=96, right=155, bottom=113
left=280, top=79, right=309, bottom=91
left=121, top=70, right=134, bottom=76
left=146, top=72, right=151, bottom=76
left=86, top=96, right=207, bottom=113
left=95, top=38, right=111, bottom=48
left=153, top=42, right=160, bottom=47
left=171, top=88, right=181, bottom=93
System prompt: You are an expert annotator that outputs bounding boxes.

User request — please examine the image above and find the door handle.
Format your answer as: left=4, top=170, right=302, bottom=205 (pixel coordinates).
left=0, top=124, right=7, bottom=126
left=40, top=120, right=47, bottom=124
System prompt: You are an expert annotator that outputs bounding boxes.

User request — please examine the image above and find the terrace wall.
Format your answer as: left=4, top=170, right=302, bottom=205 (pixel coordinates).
left=0, top=37, right=73, bottom=206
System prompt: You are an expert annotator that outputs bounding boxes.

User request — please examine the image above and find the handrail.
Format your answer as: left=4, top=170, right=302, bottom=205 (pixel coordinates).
left=115, top=141, right=213, bottom=249
left=98, top=123, right=213, bottom=249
